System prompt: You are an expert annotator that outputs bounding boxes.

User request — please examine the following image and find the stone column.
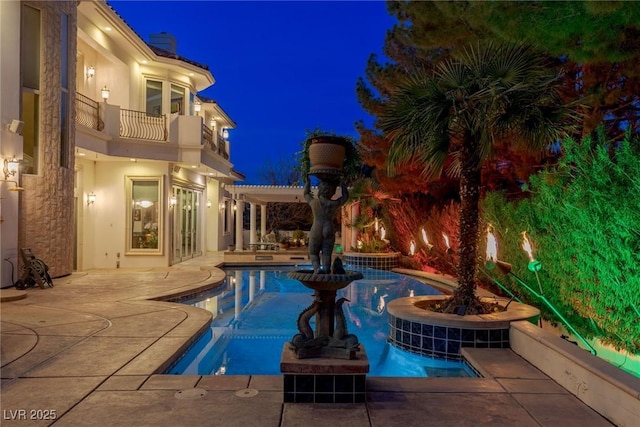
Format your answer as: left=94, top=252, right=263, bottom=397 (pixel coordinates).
left=249, top=202, right=257, bottom=245
left=260, top=205, right=267, bottom=238
left=235, top=199, right=244, bottom=251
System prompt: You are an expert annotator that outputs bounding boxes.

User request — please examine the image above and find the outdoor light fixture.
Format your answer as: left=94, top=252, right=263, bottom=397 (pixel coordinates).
left=222, top=128, right=229, bottom=140
left=87, top=65, right=95, bottom=79
left=207, top=200, right=212, bottom=208
left=101, top=86, right=110, bottom=102
left=484, top=225, right=512, bottom=274
left=210, top=119, right=216, bottom=128
left=194, top=100, right=201, bottom=112
left=421, top=228, right=434, bottom=251
left=442, top=233, right=454, bottom=255
left=3, top=156, right=19, bottom=180
left=169, top=196, right=177, bottom=208
left=521, top=231, right=542, bottom=272
left=87, top=192, right=96, bottom=206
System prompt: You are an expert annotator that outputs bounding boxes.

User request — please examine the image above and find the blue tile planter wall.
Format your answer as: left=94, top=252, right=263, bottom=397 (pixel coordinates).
left=387, top=296, right=540, bottom=361
left=343, top=252, right=400, bottom=270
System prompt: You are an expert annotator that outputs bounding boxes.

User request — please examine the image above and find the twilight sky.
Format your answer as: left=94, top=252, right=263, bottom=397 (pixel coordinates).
left=108, top=0, right=396, bottom=184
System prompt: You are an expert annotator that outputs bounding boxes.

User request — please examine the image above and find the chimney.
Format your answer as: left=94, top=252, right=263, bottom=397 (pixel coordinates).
left=149, top=32, right=177, bottom=54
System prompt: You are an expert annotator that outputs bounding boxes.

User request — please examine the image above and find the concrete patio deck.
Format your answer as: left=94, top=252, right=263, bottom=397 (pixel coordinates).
left=1, top=253, right=616, bottom=426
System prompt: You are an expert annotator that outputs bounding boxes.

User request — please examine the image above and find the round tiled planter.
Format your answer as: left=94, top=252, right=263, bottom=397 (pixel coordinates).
left=387, top=295, right=540, bottom=361
left=343, top=252, right=400, bottom=271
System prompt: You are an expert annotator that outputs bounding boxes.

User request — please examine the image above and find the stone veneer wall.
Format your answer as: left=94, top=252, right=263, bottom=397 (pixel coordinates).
left=18, top=1, right=77, bottom=278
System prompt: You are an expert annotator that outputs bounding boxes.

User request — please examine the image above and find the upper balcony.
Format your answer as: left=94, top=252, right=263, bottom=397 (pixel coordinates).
left=75, top=92, right=232, bottom=175
left=76, top=1, right=236, bottom=177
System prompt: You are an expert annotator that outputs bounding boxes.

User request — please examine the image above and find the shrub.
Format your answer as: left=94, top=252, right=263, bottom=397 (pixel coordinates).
left=482, top=130, right=640, bottom=354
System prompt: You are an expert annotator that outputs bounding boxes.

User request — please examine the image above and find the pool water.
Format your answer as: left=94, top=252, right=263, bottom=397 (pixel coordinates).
left=168, top=265, right=478, bottom=377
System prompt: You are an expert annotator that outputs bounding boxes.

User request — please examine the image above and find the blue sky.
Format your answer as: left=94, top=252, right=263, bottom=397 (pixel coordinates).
left=108, top=1, right=395, bottom=184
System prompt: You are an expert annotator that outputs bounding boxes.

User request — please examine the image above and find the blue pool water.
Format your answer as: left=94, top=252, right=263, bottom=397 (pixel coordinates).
left=168, top=265, right=477, bottom=377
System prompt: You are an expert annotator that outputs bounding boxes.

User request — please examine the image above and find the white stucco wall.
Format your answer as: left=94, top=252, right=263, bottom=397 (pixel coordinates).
left=0, top=1, right=22, bottom=288
left=86, top=161, right=170, bottom=269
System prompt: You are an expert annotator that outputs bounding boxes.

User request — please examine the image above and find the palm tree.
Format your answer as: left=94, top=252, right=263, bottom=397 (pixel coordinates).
left=380, top=41, right=571, bottom=314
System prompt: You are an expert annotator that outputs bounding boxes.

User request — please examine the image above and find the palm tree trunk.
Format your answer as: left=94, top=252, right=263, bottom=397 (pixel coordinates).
left=453, top=140, right=482, bottom=307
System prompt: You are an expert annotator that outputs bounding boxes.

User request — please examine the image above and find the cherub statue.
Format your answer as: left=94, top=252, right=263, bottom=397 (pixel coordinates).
left=304, top=175, right=348, bottom=274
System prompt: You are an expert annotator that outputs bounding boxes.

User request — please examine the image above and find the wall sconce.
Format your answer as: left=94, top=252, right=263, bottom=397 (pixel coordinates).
left=207, top=200, right=212, bottom=208
left=222, top=128, right=229, bottom=140
left=101, top=86, right=110, bottom=102
left=87, top=65, right=95, bottom=79
left=210, top=119, right=216, bottom=129
left=87, top=192, right=96, bottom=206
left=3, top=156, right=19, bottom=180
left=194, top=100, right=201, bottom=112
left=169, top=196, right=177, bottom=208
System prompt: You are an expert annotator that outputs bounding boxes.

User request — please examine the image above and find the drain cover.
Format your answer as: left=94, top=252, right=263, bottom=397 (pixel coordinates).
left=235, top=388, right=259, bottom=398
left=174, top=388, right=208, bottom=400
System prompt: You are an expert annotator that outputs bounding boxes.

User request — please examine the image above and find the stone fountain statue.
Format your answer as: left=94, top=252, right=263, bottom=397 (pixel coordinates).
left=287, top=136, right=363, bottom=360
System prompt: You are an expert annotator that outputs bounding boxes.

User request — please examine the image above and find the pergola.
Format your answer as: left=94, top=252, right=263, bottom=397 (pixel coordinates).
left=225, top=185, right=308, bottom=250
left=225, top=185, right=355, bottom=250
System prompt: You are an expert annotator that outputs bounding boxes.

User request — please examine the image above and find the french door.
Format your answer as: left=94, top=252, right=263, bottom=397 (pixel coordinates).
left=172, top=186, right=202, bottom=263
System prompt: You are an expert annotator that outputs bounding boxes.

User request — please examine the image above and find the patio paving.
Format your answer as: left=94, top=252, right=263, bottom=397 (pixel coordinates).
left=0, top=252, right=615, bottom=426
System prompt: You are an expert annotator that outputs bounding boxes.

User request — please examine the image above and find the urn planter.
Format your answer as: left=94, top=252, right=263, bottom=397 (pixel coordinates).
left=308, top=136, right=346, bottom=176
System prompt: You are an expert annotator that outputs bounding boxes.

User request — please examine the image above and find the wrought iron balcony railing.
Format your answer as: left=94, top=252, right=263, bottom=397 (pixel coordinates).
left=75, top=92, right=104, bottom=131
left=120, top=109, right=167, bottom=141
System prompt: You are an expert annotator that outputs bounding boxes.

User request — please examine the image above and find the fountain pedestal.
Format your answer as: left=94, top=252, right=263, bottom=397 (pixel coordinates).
left=280, top=343, right=369, bottom=403
left=281, top=269, right=370, bottom=403
left=285, top=270, right=363, bottom=360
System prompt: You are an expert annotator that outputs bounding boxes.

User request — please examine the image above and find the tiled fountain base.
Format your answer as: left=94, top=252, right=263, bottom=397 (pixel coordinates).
left=280, top=344, right=369, bottom=403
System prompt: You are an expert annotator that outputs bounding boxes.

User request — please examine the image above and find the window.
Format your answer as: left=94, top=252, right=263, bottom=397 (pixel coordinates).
left=21, top=5, right=41, bottom=174
left=126, top=176, right=163, bottom=255
left=146, top=80, right=163, bottom=116
left=170, top=84, right=185, bottom=114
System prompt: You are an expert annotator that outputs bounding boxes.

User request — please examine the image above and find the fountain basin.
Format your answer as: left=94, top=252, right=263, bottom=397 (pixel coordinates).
left=288, top=270, right=363, bottom=291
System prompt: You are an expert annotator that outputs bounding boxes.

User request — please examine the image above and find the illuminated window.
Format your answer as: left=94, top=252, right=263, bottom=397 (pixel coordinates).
left=126, top=176, right=163, bottom=254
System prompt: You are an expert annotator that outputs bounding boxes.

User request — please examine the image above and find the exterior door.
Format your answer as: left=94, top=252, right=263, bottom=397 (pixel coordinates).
left=172, top=186, right=202, bottom=263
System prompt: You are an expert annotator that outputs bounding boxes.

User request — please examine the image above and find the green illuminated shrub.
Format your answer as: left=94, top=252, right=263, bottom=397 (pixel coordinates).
left=483, top=130, right=640, bottom=354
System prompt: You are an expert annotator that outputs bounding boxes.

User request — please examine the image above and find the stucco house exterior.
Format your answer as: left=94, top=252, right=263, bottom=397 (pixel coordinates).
left=1, top=0, right=242, bottom=288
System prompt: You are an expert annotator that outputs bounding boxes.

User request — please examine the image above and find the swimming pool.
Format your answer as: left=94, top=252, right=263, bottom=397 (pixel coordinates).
left=168, top=265, right=478, bottom=377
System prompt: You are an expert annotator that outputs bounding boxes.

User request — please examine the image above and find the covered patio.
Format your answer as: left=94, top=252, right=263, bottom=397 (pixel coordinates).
left=225, top=184, right=308, bottom=252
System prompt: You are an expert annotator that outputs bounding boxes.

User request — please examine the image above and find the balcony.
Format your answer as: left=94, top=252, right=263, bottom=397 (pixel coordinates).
left=74, top=93, right=230, bottom=171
